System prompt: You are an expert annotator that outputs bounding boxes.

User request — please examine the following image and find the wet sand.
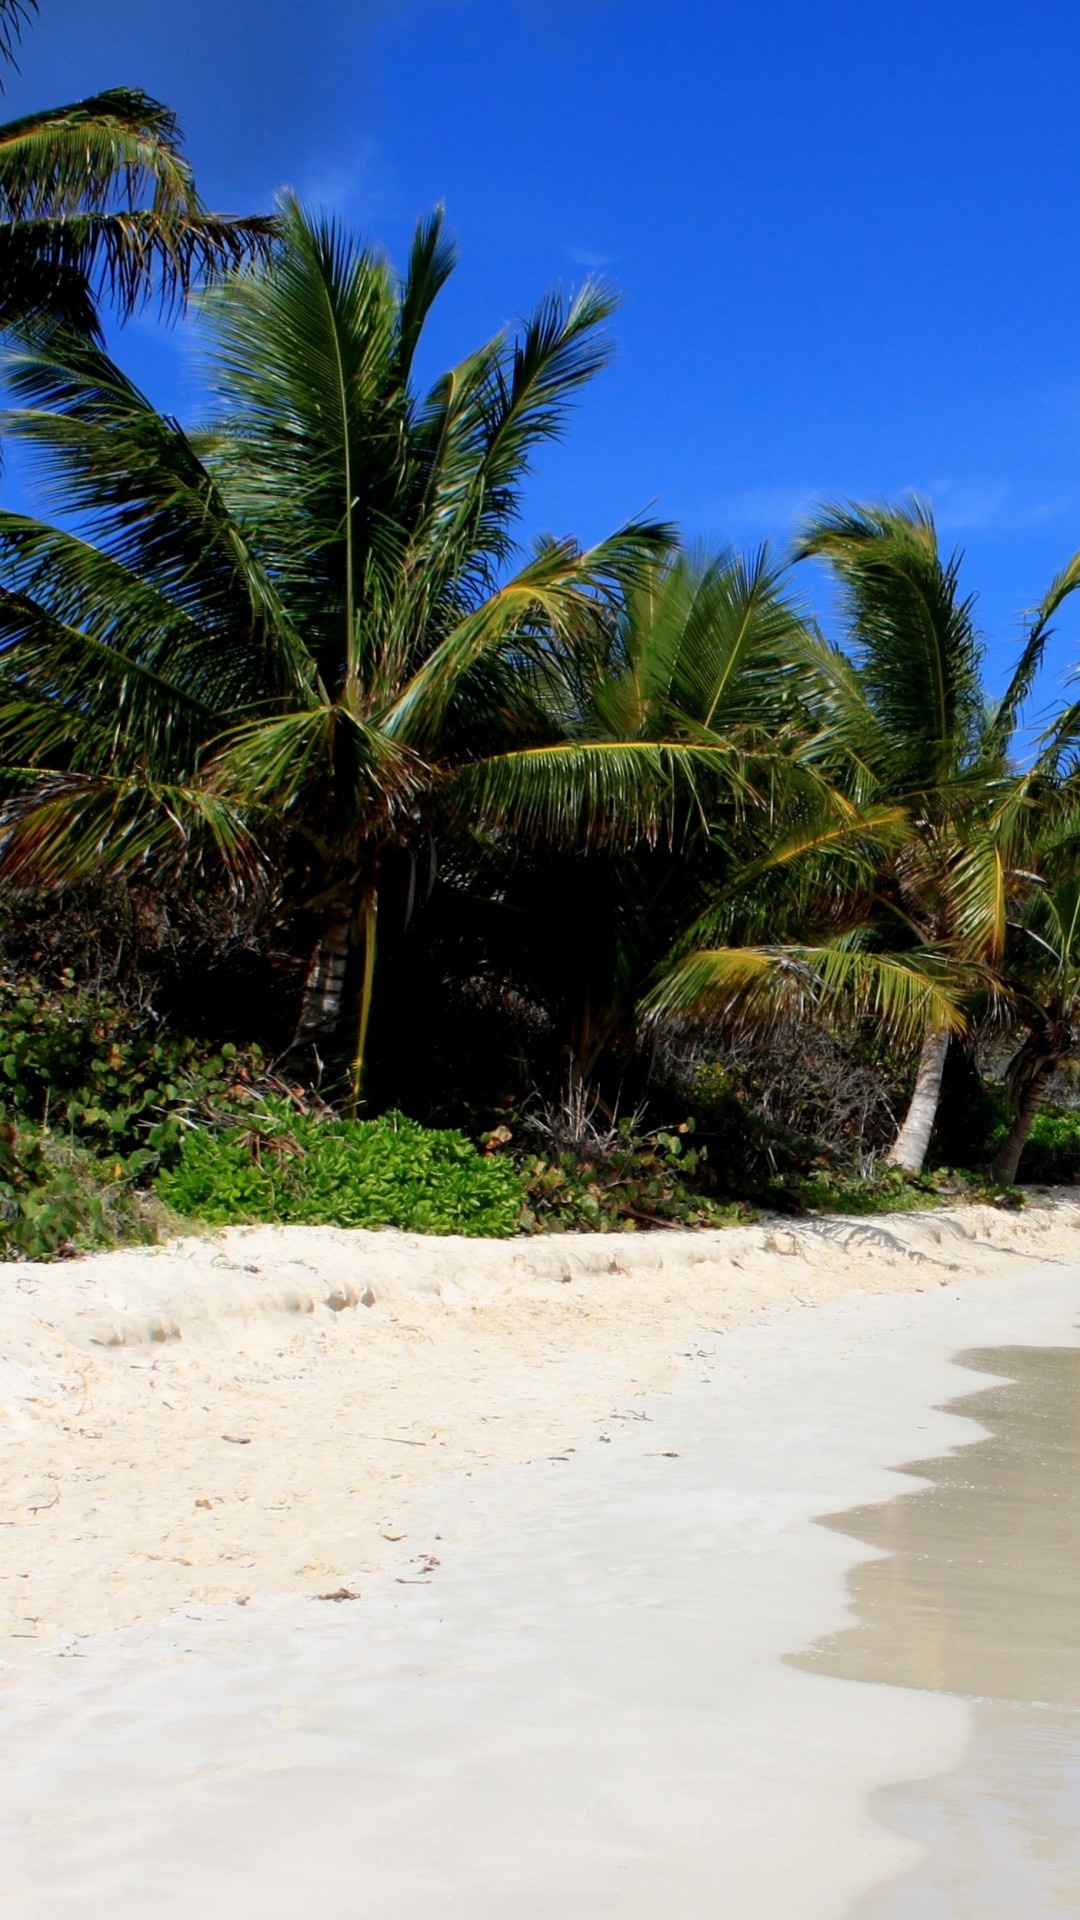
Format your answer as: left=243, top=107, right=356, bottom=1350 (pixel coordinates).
left=797, top=1346, right=1080, bottom=1916
left=2, top=1207, right=1080, bottom=1913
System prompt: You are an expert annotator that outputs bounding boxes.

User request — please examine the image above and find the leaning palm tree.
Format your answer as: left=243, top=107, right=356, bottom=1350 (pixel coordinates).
left=0, top=199, right=709, bottom=1101
left=649, top=504, right=1080, bottom=1169
left=792, top=506, right=1080, bottom=1169
left=0, top=1, right=274, bottom=334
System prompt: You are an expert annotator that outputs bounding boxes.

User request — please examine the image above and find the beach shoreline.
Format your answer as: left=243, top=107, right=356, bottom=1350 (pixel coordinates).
left=3, top=1206, right=1080, bottom=1914
left=3, top=1195, right=1079, bottom=1658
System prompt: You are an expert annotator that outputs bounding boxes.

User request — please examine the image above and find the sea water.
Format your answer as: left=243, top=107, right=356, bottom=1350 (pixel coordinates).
left=792, top=1345, right=1080, bottom=1916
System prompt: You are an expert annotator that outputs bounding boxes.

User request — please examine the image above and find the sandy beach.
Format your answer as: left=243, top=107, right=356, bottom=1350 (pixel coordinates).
left=3, top=1202, right=1080, bottom=1915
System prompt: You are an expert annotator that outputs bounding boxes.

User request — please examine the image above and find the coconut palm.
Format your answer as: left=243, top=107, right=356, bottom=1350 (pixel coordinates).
left=0, top=2, right=274, bottom=335
left=0, top=198, right=713, bottom=1101
left=435, top=544, right=841, bottom=1092
left=649, top=504, right=1080, bottom=1169
left=988, top=816, right=1080, bottom=1183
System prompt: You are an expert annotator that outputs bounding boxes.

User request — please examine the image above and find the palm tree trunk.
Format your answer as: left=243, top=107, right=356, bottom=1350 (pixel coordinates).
left=989, top=1057, right=1056, bottom=1186
left=885, top=1027, right=950, bottom=1173
left=291, top=909, right=352, bottom=1055
left=346, top=884, right=378, bottom=1118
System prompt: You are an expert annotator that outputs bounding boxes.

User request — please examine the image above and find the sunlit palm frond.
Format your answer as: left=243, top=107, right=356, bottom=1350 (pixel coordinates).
left=381, top=524, right=670, bottom=750
left=0, top=90, right=276, bottom=329
left=947, top=833, right=1009, bottom=962
left=453, top=737, right=764, bottom=847
left=0, top=91, right=195, bottom=217
left=644, top=940, right=968, bottom=1046
left=3, top=326, right=305, bottom=688
left=0, top=772, right=261, bottom=889
left=797, top=497, right=984, bottom=794
left=381, top=281, right=636, bottom=685
left=668, top=546, right=822, bottom=736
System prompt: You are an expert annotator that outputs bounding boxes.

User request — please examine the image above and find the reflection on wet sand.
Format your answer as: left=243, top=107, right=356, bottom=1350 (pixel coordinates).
left=790, top=1345, right=1080, bottom=1917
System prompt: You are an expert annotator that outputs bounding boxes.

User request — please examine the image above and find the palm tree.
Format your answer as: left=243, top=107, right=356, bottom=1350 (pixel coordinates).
left=0, top=199, right=707, bottom=1102
left=649, top=504, right=1080, bottom=1170
left=988, top=818, right=1080, bottom=1183
left=0, top=1, right=274, bottom=334
left=431, top=545, right=837, bottom=1094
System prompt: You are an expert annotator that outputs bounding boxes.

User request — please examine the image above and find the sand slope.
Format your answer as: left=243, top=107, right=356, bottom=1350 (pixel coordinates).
left=2, top=1200, right=1078, bottom=1657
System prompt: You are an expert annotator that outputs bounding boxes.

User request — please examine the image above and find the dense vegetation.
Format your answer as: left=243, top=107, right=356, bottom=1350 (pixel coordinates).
left=2, top=0, right=1080, bottom=1253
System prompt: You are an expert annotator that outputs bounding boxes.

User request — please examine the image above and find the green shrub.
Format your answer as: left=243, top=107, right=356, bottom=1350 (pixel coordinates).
left=785, top=1163, right=1020, bottom=1216
left=157, top=1099, right=526, bottom=1237
left=516, top=1119, right=749, bottom=1232
left=0, top=1123, right=166, bottom=1260
left=791, top=1167, right=935, bottom=1215
left=987, top=1107, right=1080, bottom=1183
left=0, top=973, right=263, bottom=1163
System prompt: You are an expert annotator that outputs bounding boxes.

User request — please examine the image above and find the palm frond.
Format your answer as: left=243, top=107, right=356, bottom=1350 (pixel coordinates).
left=725, top=799, right=909, bottom=896
left=381, top=523, right=670, bottom=750
left=395, top=205, right=456, bottom=382
left=0, top=209, right=278, bottom=328
left=3, top=325, right=305, bottom=688
left=947, top=834, right=1009, bottom=962
left=645, top=940, right=968, bottom=1045
left=0, top=771, right=261, bottom=889
left=198, top=193, right=404, bottom=679
left=984, top=548, right=1080, bottom=761
left=397, top=277, right=622, bottom=612
left=206, top=706, right=425, bottom=845
left=672, top=546, right=820, bottom=735
left=0, top=88, right=276, bottom=328
left=0, top=583, right=213, bottom=771
left=453, top=737, right=765, bottom=847
left=0, top=0, right=35, bottom=76
left=0, top=91, right=196, bottom=218
left=797, top=497, right=984, bottom=793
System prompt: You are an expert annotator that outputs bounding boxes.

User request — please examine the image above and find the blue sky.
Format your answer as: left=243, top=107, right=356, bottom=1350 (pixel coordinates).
left=6, top=0, right=1080, bottom=717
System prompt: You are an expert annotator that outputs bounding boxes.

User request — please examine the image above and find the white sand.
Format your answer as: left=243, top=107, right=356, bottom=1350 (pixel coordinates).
left=2, top=1202, right=1080, bottom=1915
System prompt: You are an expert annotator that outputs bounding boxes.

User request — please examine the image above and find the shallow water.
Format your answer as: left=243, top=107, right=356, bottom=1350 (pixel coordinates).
left=792, top=1344, right=1080, bottom=1916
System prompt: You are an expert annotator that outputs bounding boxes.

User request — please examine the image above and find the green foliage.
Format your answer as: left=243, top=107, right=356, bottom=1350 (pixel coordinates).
left=986, top=1106, right=1080, bottom=1183
left=0, top=1121, right=164, bottom=1259
left=0, top=973, right=262, bottom=1161
left=790, top=1167, right=936, bottom=1215
left=784, top=1163, right=1020, bottom=1216
left=0, top=38, right=275, bottom=336
left=516, top=1117, right=749, bottom=1233
left=672, top=1057, right=788, bottom=1183
left=157, top=1099, right=525, bottom=1237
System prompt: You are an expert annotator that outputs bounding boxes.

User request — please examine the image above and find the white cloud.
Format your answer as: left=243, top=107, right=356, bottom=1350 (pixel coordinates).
left=292, top=142, right=388, bottom=222
left=699, top=484, right=822, bottom=533
left=567, top=247, right=614, bottom=270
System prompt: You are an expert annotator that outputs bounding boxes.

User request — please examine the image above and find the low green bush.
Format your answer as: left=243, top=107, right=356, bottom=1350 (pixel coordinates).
left=0, top=1123, right=166, bottom=1260
left=791, top=1168, right=936, bottom=1215
left=516, top=1119, right=750, bottom=1232
left=0, top=973, right=263, bottom=1162
left=156, top=1099, right=526, bottom=1237
left=785, top=1163, right=1020, bottom=1216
